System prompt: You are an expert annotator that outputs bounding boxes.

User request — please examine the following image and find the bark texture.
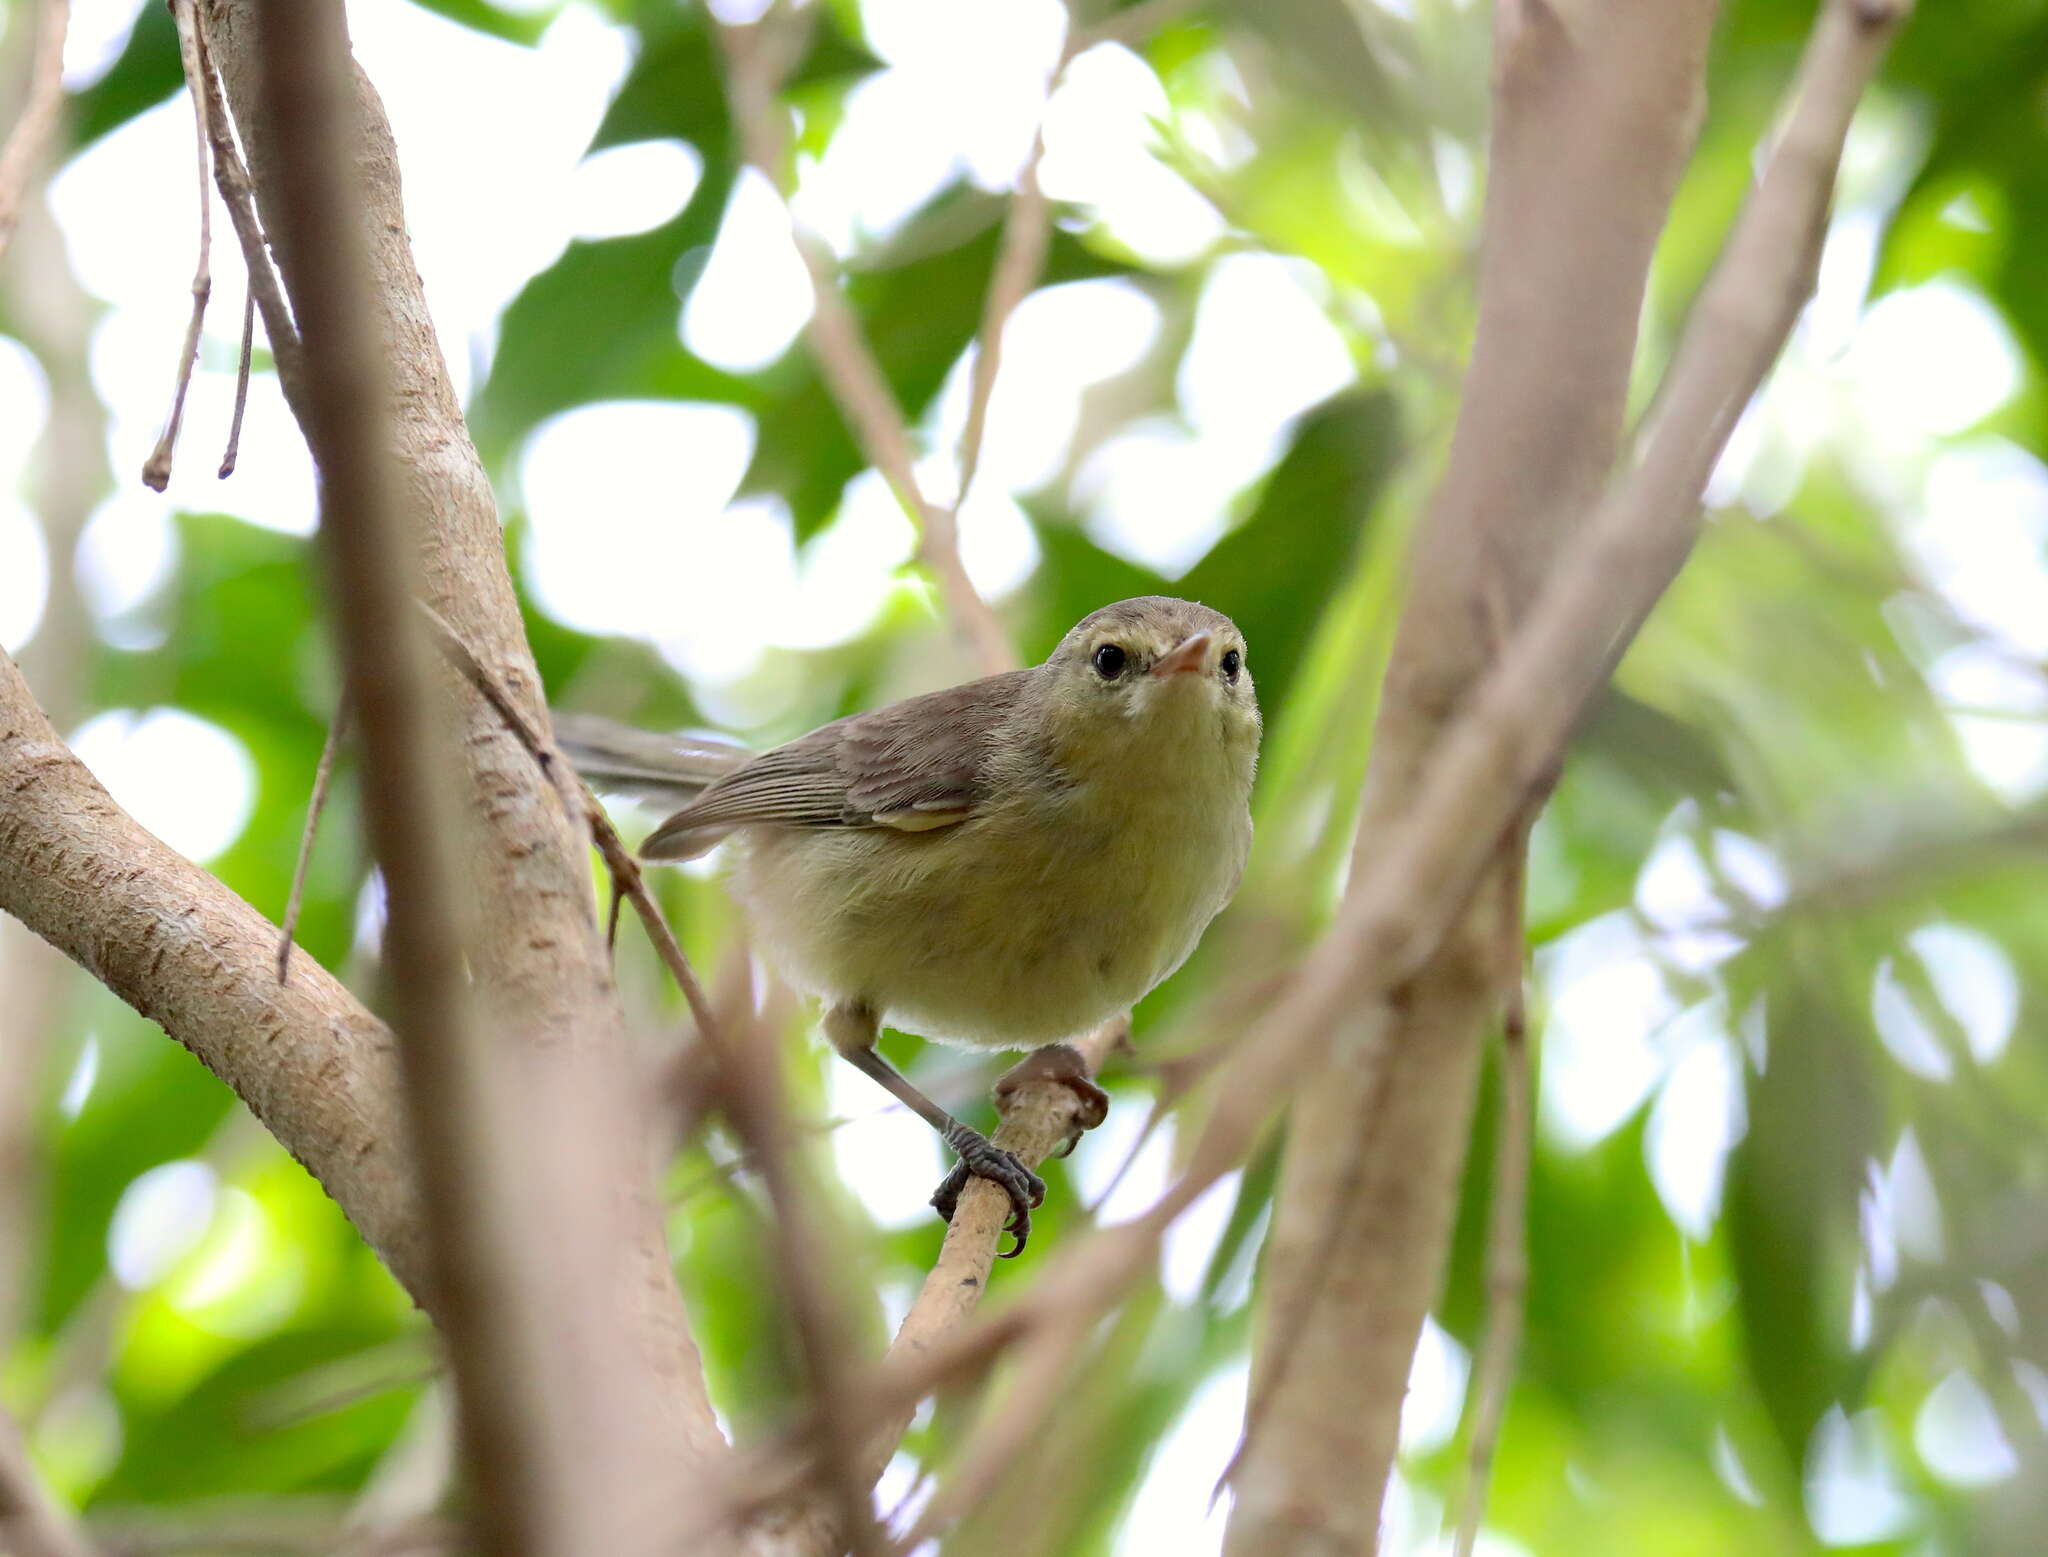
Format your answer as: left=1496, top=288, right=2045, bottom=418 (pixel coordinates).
left=203, top=0, right=730, bottom=1530
left=1226, top=4, right=1723, bottom=1551
left=0, top=0, right=728, bottom=1515
left=198, top=0, right=614, bottom=1062
left=0, top=650, right=434, bottom=1296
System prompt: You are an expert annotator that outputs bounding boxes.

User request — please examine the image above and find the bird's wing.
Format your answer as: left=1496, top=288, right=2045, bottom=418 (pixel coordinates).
left=640, top=670, right=1033, bottom=858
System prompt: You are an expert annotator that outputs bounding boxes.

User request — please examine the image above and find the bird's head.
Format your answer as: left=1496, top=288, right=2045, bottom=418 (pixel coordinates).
left=1037, top=596, right=1261, bottom=784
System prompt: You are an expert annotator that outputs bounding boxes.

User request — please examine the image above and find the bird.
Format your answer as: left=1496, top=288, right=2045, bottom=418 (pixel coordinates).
left=556, top=596, right=1260, bottom=1253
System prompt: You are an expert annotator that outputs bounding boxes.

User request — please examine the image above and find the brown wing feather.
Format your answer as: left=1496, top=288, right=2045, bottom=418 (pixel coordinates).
left=641, top=669, right=1034, bottom=857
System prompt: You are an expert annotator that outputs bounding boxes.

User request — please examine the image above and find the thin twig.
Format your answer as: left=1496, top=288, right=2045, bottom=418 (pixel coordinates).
left=943, top=0, right=1196, bottom=524
left=934, top=18, right=1063, bottom=679
left=1452, top=989, right=1531, bottom=1557
left=0, top=1401, right=98, bottom=1557
left=141, top=0, right=214, bottom=493
left=191, top=15, right=302, bottom=392
left=0, top=0, right=68, bottom=263
left=276, top=690, right=351, bottom=982
left=219, top=286, right=255, bottom=477
left=416, top=600, right=723, bottom=1045
left=605, top=875, right=625, bottom=954
left=414, top=602, right=587, bottom=841
left=716, top=7, right=1014, bottom=677
left=721, top=0, right=1916, bottom=1519
left=432, top=613, right=864, bottom=1548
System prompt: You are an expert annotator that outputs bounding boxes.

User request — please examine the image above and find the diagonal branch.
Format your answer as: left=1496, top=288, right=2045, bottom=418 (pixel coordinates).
left=716, top=6, right=1015, bottom=677
left=1232, top=0, right=1914, bottom=1544
left=742, top=1019, right=1124, bottom=1554
left=724, top=0, right=1918, bottom=1529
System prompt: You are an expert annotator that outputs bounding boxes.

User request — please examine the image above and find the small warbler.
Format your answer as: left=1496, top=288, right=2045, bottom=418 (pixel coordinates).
left=558, top=596, right=1260, bottom=1252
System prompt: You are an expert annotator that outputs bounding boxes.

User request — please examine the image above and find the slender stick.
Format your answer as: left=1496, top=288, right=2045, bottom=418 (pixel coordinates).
left=141, top=0, right=215, bottom=492
left=416, top=600, right=722, bottom=1044
left=717, top=1015, right=891, bottom=1557
left=753, top=1019, right=1124, bottom=1555
left=191, top=16, right=302, bottom=392
left=219, top=285, right=256, bottom=477
left=277, top=691, right=351, bottom=982
left=716, top=7, right=1015, bottom=677
left=1452, top=992, right=1531, bottom=1557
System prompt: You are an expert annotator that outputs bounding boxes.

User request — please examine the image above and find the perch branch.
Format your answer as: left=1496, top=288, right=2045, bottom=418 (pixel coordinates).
left=748, top=1019, right=1123, bottom=1555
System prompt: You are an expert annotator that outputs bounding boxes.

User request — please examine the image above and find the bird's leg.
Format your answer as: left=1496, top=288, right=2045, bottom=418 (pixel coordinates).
left=824, top=1003, right=1046, bottom=1256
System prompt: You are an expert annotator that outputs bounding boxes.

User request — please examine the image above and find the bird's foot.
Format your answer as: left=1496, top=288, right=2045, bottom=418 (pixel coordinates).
left=932, top=1129, right=1046, bottom=1258
left=995, top=1042, right=1111, bottom=1158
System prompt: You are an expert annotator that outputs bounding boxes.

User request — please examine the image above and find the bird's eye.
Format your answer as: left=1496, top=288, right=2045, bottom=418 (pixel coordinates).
left=1092, top=643, right=1127, bottom=679
left=1221, top=649, right=1242, bottom=681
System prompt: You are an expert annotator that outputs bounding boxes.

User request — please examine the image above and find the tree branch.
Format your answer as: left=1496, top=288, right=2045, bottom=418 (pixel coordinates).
left=246, top=1, right=594, bottom=1547
left=194, top=1, right=733, bottom=1547
left=0, top=649, right=437, bottom=1298
left=0, top=0, right=67, bottom=262
left=744, top=1018, right=1124, bottom=1553
left=726, top=0, right=1914, bottom=1532
left=1226, top=1, right=1911, bottom=1548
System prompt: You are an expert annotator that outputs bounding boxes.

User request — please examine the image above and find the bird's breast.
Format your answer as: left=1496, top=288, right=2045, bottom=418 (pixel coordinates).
left=732, top=756, right=1251, bottom=1051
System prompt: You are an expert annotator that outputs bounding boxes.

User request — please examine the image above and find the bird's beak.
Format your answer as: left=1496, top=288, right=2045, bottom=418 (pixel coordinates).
left=1150, top=632, right=1212, bottom=678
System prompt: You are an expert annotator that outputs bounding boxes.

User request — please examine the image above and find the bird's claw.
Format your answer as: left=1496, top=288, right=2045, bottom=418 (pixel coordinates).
left=931, top=1132, right=1046, bottom=1258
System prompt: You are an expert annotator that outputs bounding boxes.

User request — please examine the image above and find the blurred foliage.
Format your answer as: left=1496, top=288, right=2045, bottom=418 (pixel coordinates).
left=6, top=0, right=2048, bottom=1554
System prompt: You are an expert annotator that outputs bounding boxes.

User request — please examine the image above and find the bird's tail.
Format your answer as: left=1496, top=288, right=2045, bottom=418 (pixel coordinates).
left=550, top=711, right=748, bottom=809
